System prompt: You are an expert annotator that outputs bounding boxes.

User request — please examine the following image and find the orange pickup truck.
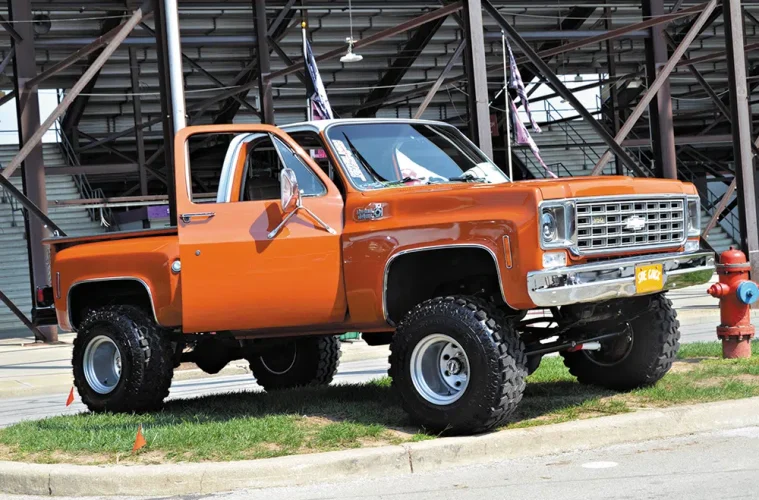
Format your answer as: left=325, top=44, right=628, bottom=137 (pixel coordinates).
left=40, top=119, right=714, bottom=433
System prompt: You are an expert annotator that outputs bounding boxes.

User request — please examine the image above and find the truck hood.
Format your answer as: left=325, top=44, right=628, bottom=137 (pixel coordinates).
left=519, top=176, right=696, bottom=200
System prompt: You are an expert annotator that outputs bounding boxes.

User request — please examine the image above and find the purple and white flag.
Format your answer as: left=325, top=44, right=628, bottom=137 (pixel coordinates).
left=506, top=39, right=540, bottom=132
left=510, top=100, right=557, bottom=178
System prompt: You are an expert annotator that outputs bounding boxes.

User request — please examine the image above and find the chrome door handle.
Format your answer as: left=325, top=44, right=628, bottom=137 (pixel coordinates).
left=180, top=212, right=215, bottom=223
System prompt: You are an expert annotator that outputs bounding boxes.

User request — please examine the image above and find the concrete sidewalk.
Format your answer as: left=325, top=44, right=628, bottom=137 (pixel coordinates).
left=0, top=279, right=734, bottom=399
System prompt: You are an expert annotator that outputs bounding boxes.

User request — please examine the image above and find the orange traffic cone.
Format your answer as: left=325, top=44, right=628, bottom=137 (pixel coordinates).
left=132, top=425, right=147, bottom=452
left=65, top=387, right=75, bottom=407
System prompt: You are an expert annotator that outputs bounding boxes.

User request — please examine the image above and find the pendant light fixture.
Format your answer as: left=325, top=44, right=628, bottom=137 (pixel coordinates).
left=340, top=0, right=363, bottom=63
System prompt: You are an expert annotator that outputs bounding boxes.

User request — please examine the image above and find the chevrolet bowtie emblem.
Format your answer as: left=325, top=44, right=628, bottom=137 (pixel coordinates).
left=623, top=215, right=646, bottom=231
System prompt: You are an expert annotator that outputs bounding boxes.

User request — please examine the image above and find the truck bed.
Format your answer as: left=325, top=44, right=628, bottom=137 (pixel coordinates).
left=43, top=227, right=178, bottom=249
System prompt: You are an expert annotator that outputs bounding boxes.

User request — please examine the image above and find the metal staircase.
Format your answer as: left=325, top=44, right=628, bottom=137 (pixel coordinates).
left=0, top=144, right=106, bottom=335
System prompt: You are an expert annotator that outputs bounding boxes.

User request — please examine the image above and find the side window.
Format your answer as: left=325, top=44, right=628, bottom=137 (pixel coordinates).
left=287, top=131, right=346, bottom=197
left=240, top=134, right=326, bottom=202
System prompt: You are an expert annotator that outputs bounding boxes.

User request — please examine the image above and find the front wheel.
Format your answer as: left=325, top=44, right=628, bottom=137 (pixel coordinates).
left=248, top=336, right=341, bottom=391
left=561, top=293, right=680, bottom=390
left=389, top=296, right=527, bottom=434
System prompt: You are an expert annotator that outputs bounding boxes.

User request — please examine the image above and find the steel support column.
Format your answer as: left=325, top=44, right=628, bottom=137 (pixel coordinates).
left=254, top=0, right=274, bottom=124
left=8, top=0, right=54, bottom=342
left=129, top=47, right=148, bottom=198
left=604, top=8, right=623, bottom=175
left=153, top=0, right=177, bottom=225
left=723, top=0, right=759, bottom=276
left=643, top=0, right=677, bottom=179
left=462, top=0, right=493, bottom=159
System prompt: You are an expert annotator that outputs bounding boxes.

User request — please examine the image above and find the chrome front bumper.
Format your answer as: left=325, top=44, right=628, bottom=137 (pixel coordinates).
left=527, top=250, right=715, bottom=307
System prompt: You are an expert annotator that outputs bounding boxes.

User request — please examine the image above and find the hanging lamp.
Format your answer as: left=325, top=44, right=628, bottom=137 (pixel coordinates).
left=340, top=0, right=363, bottom=63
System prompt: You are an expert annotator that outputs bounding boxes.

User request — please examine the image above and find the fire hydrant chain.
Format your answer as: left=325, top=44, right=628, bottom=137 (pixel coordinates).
left=707, top=247, right=758, bottom=359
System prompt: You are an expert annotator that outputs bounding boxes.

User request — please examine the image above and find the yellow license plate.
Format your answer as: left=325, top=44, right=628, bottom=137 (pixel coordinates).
left=635, top=264, right=664, bottom=293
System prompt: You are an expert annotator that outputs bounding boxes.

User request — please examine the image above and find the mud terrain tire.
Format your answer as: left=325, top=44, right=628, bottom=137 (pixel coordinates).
left=73, top=305, right=174, bottom=412
left=249, top=336, right=341, bottom=390
left=561, top=293, right=680, bottom=390
left=389, top=296, right=527, bottom=434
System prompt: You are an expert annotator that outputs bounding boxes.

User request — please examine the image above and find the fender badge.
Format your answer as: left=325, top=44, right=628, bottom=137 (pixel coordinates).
left=355, top=203, right=388, bottom=222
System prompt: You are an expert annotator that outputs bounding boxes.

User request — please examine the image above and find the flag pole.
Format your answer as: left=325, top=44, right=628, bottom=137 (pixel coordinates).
left=501, top=30, right=512, bottom=182
left=302, top=21, right=313, bottom=121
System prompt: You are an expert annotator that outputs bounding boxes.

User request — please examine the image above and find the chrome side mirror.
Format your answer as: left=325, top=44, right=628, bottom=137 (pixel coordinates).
left=280, top=168, right=300, bottom=214
left=267, top=167, right=337, bottom=239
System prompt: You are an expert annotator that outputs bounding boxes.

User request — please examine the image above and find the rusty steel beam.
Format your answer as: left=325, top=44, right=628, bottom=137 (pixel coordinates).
left=483, top=0, right=643, bottom=176
left=267, top=2, right=463, bottom=82
left=679, top=41, right=759, bottom=66
left=0, top=48, right=14, bottom=77
left=0, top=289, right=44, bottom=340
left=61, top=11, right=125, bottom=135
left=356, top=15, right=446, bottom=117
left=703, top=179, right=737, bottom=237
left=514, top=2, right=708, bottom=66
left=0, top=14, right=22, bottom=42
left=0, top=174, right=65, bottom=235
left=24, top=14, right=133, bottom=89
left=414, top=40, right=465, bottom=119
left=2, top=0, right=154, bottom=180
left=591, top=0, right=718, bottom=175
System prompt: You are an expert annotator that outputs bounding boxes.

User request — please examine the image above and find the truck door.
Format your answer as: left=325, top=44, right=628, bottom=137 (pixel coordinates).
left=175, top=125, right=346, bottom=333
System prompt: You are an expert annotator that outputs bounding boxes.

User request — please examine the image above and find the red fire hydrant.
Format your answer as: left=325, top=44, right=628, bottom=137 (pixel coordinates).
left=707, top=248, right=758, bottom=358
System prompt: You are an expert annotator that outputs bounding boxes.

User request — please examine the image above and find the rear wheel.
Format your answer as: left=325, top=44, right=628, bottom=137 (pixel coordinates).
left=561, top=293, right=680, bottom=390
left=389, top=296, right=527, bottom=434
left=72, top=305, right=174, bottom=412
left=248, top=336, right=341, bottom=390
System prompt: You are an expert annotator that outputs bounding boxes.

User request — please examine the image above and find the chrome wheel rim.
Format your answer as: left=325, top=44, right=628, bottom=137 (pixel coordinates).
left=410, top=334, right=470, bottom=405
left=259, top=342, right=297, bottom=375
left=83, top=335, right=122, bottom=395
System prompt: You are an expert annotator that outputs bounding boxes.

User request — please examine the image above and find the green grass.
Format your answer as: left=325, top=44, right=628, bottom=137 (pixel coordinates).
left=1, top=341, right=758, bottom=464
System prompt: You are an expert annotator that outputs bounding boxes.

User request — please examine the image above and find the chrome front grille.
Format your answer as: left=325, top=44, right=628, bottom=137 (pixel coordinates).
left=575, top=198, right=686, bottom=254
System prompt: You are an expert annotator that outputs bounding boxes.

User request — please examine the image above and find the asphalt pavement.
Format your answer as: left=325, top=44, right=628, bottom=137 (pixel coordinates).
left=4, top=426, right=758, bottom=499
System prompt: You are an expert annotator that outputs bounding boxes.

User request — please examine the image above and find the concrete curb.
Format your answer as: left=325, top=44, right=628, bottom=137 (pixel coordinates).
left=2, top=396, right=759, bottom=496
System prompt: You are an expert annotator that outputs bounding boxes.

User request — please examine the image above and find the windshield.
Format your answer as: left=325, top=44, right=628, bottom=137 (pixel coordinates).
left=325, top=122, right=510, bottom=190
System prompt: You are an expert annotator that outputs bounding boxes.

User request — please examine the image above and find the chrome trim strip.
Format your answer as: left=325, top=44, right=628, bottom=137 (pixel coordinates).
left=526, top=250, right=715, bottom=307
left=382, top=243, right=511, bottom=325
left=67, top=277, right=160, bottom=330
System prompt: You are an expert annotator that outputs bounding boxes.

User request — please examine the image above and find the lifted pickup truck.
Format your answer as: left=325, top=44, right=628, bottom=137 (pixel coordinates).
left=41, top=119, right=714, bottom=433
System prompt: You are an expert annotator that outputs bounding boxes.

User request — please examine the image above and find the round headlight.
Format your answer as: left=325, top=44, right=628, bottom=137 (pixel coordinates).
left=541, top=212, right=557, bottom=241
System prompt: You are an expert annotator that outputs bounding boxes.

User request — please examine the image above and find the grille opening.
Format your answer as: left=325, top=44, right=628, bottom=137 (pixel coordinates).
left=574, top=197, right=687, bottom=254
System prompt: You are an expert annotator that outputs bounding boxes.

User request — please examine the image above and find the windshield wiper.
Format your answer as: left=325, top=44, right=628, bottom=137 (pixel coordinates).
left=432, top=175, right=487, bottom=183
left=382, top=176, right=420, bottom=186
left=341, top=133, right=389, bottom=183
